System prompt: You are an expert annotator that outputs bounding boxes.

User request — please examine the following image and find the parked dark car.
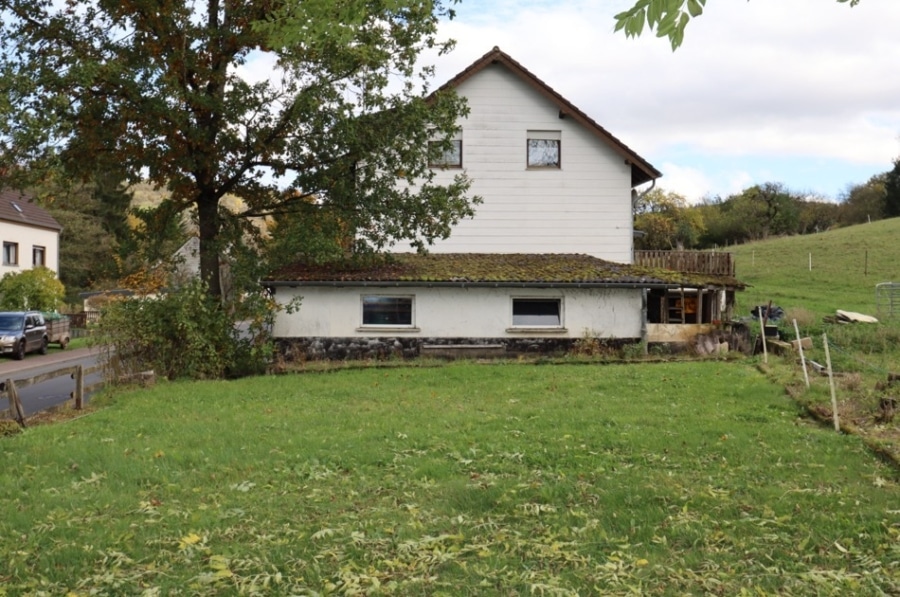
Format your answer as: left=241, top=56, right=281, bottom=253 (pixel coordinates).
left=0, top=311, right=49, bottom=360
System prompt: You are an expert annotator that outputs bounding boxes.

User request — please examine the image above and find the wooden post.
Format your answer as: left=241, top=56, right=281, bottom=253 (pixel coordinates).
left=822, top=334, right=840, bottom=432
left=698, top=289, right=704, bottom=325
left=74, top=365, right=84, bottom=410
left=759, top=306, right=768, bottom=364
left=6, top=378, right=26, bottom=428
left=793, top=319, right=810, bottom=388
left=809, top=252, right=812, bottom=272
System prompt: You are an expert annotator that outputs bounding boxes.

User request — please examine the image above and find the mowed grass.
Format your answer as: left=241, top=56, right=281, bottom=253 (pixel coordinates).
left=1, top=361, right=898, bottom=595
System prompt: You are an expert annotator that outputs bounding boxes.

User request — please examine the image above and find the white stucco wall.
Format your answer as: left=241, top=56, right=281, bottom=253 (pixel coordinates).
left=0, top=222, right=60, bottom=277
left=399, top=63, right=635, bottom=263
left=272, top=284, right=642, bottom=340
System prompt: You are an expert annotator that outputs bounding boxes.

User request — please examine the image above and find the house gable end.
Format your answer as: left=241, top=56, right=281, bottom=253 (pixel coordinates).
left=434, top=47, right=660, bottom=188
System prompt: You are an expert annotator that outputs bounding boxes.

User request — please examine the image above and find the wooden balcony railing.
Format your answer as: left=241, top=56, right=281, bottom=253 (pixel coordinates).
left=634, top=251, right=734, bottom=277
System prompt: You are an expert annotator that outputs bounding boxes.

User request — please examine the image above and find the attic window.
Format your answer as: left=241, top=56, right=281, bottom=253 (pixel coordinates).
left=527, top=131, right=561, bottom=169
left=429, top=139, right=463, bottom=168
left=10, top=202, right=23, bottom=213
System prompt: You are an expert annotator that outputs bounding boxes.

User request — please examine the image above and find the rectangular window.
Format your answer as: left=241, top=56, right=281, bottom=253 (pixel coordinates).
left=362, top=296, right=414, bottom=326
left=527, top=131, right=561, bottom=168
left=3, top=242, right=18, bottom=266
left=512, top=298, right=562, bottom=326
left=429, top=139, right=463, bottom=168
left=33, top=245, right=46, bottom=266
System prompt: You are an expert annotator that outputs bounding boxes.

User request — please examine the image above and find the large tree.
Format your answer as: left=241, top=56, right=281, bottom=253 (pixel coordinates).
left=0, top=0, right=475, bottom=301
left=633, top=188, right=704, bottom=250
left=615, top=0, right=862, bottom=50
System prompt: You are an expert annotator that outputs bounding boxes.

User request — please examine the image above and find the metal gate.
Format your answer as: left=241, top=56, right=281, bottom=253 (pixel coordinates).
left=875, top=282, right=900, bottom=318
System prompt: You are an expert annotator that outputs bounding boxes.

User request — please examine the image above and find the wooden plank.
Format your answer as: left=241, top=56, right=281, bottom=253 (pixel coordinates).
left=8, top=366, right=80, bottom=391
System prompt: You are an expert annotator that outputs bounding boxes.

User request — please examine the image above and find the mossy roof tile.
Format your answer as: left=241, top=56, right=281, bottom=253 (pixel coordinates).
left=266, top=253, right=745, bottom=289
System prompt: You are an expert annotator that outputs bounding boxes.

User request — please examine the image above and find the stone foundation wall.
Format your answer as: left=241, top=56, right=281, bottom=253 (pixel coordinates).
left=275, top=336, right=638, bottom=362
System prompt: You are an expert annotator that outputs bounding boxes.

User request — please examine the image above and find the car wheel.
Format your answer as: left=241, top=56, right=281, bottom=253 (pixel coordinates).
left=13, top=340, right=25, bottom=360
left=39, top=336, right=48, bottom=355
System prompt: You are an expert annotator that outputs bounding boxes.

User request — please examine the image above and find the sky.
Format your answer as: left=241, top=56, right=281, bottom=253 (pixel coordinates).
left=416, top=0, right=900, bottom=202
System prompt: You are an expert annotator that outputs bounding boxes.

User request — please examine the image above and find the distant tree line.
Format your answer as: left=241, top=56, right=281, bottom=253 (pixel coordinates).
left=634, top=158, right=900, bottom=251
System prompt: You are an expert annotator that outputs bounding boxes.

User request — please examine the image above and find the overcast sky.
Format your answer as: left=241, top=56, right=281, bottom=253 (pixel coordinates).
left=422, top=0, right=900, bottom=202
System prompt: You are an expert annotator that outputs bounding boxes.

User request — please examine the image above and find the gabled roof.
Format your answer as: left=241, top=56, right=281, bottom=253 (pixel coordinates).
left=435, top=47, right=661, bottom=188
left=0, top=188, right=62, bottom=232
left=265, top=253, right=744, bottom=290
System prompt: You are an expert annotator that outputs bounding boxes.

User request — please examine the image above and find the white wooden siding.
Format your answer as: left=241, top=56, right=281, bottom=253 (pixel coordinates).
left=404, top=64, right=635, bottom=262
left=272, top=285, right=642, bottom=339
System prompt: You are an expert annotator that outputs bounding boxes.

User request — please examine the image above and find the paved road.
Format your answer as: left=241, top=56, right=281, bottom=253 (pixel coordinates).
left=0, top=347, right=104, bottom=417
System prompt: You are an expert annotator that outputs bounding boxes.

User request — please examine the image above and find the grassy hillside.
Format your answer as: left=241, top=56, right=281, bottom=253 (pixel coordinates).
left=729, top=218, right=900, bottom=318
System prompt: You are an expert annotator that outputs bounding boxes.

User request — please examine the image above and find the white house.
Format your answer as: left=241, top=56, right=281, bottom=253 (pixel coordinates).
left=264, top=48, right=744, bottom=360
left=0, top=188, right=62, bottom=277
left=399, top=46, right=659, bottom=263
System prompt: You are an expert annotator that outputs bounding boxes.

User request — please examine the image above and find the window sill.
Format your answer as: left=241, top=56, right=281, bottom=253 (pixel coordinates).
left=526, top=166, right=561, bottom=170
left=356, top=326, right=421, bottom=333
left=506, top=327, right=568, bottom=334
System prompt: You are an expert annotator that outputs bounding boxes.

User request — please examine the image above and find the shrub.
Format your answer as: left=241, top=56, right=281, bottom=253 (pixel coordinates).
left=93, top=279, right=275, bottom=381
left=0, top=266, right=65, bottom=311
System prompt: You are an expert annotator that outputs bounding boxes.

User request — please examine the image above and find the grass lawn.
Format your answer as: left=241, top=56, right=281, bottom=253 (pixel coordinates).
left=1, top=361, right=898, bottom=595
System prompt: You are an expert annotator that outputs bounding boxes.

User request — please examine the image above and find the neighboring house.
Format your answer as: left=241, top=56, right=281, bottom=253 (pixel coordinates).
left=264, top=48, right=744, bottom=359
left=0, top=188, right=62, bottom=277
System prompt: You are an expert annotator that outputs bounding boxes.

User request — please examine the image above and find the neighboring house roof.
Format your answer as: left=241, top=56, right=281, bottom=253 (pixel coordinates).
left=434, top=47, right=662, bottom=188
left=0, top=188, right=63, bottom=232
left=265, top=253, right=744, bottom=290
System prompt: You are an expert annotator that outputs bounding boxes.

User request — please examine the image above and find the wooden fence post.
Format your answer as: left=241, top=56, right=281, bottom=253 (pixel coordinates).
left=74, top=365, right=84, bottom=410
left=823, top=334, right=840, bottom=432
left=6, top=378, right=26, bottom=428
left=793, top=319, right=810, bottom=389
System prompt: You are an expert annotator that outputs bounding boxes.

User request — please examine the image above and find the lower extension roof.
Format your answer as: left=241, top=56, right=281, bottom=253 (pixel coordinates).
left=264, top=253, right=746, bottom=290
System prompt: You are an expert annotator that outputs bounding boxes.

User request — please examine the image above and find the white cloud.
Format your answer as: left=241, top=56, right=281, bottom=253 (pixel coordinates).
left=429, top=0, right=900, bottom=199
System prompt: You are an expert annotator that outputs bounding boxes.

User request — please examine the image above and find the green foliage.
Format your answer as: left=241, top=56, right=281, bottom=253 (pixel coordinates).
left=883, top=158, right=900, bottom=218
left=93, top=280, right=274, bottom=381
left=634, top=188, right=705, bottom=249
left=31, top=168, right=136, bottom=299
left=0, top=266, right=65, bottom=311
left=0, top=0, right=477, bottom=302
left=0, top=362, right=897, bottom=593
left=615, top=0, right=862, bottom=50
left=839, top=174, right=886, bottom=225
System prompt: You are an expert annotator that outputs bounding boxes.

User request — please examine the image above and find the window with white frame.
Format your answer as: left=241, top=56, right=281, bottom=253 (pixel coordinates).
left=362, top=296, right=414, bottom=327
left=33, top=245, right=46, bottom=267
left=526, top=130, right=561, bottom=168
left=512, top=298, right=562, bottom=326
left=429, top=138, right=463, bottom=168
left=3, top=242, right=18, bottom=266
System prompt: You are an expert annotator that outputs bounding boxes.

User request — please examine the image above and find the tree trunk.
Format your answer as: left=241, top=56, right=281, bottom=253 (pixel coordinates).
left=196, top=194, right=222, bottom=301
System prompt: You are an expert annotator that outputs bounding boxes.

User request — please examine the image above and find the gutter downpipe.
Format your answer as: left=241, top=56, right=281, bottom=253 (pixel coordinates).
left=632, top=178, right=657, bottom=263
left=641, top=287, right=649, bottom=355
